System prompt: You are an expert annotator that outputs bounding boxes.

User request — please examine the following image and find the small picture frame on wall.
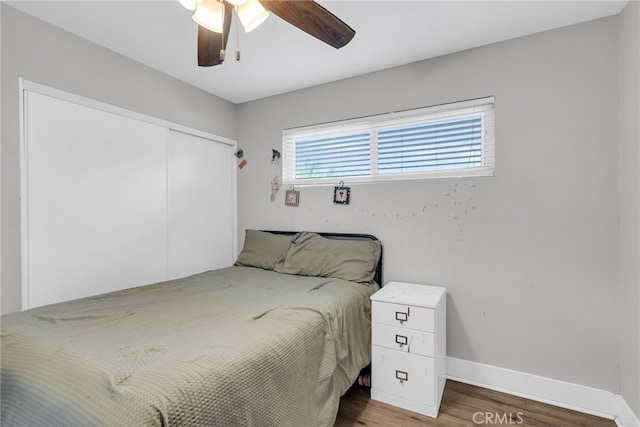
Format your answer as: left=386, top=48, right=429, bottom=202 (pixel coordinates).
left=333, top=185, right=351, bottom=205
left=285, top=189, right=300, bottom=207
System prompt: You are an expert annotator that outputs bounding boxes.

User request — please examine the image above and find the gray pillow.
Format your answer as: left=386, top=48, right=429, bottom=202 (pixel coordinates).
left=275, top=231, right=381, bottom=283
left=235, top=230, right=296, bottom=271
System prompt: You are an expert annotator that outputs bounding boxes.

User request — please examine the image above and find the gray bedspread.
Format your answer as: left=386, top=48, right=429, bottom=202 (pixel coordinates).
left=1, top=266, right=378, bottom=426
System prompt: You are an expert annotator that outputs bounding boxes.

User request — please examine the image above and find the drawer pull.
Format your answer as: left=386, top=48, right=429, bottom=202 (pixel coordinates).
left=395, top=370, right=408, bottom=383
left=395, top=310, right=408, bottom=323
left=395, top=334, right=408, bottom=348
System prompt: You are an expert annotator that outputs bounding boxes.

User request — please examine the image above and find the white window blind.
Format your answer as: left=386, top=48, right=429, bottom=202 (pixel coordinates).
left=295, top=130, right=371, bottom=179
left=283, top=97, right=495, bottom=185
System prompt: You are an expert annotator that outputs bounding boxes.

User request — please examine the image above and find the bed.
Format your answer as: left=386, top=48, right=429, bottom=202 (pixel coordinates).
left=1, top=230, right=382, bottom=426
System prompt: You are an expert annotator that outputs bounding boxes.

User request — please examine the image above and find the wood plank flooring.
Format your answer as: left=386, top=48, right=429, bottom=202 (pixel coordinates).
left=335, top=380, right=616, bottom=426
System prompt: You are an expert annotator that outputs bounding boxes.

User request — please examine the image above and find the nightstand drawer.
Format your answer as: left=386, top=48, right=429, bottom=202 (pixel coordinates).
left=372, top=346, right=435, bottom=406
left=372, top=323, right=434, bottom=357
left=372, top=301, right=434, bottom=332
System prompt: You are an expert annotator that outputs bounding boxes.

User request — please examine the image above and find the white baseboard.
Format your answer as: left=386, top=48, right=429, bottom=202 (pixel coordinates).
left=615, top=395, right=640, bottom=427
left=446, top=357, right=640, bottom=427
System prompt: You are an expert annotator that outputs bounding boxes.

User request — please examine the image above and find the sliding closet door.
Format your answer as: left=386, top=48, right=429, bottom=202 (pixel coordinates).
left=167, top=130, right=235, bottom=280
left=22, top=82, right=237, bottom=310
left=24, top=91, right=168, bottom=308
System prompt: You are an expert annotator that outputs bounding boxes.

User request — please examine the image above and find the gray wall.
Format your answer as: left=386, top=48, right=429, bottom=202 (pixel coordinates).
left=237, top=17, right=622, bottom=393
left=0, top=4, right=238, bottom=314
left=619, top=0, right=640, bottom=418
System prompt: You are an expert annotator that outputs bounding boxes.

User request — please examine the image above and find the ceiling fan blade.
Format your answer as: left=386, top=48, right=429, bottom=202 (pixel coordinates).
left=197, top=2, right=233, bottom=67
left=258, top=0, right=355, bottom=49
left=197, top=26, right=223, bottom=67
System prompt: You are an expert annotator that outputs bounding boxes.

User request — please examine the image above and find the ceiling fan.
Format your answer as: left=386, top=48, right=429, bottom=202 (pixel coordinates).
left=178, top=0, right=355, bottom=67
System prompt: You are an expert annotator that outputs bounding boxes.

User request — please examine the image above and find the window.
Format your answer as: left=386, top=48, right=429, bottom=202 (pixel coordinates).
left=283, top=97, right=495, bottom=185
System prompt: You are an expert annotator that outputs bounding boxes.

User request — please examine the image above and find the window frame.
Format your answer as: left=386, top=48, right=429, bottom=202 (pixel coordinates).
left=282, top=96, right=495, bottom=186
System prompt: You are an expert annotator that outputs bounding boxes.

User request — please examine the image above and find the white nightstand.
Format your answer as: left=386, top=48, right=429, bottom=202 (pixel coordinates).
left=370, top=281, right=446, bottom=418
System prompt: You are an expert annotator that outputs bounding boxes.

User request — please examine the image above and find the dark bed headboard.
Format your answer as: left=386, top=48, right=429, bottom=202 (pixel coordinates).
left=262, top=230, right=383, bottom=286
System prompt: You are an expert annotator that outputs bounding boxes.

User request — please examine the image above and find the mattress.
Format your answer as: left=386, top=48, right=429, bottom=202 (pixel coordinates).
left=1, top=266, right=378, bottom=426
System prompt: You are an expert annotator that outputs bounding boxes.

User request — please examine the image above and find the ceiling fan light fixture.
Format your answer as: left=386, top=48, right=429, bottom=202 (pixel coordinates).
left=192, top=1, right=225, bottom=33
left=179, top=0, right=200, bottom=11
left=237, top=0, right=269, bottom=32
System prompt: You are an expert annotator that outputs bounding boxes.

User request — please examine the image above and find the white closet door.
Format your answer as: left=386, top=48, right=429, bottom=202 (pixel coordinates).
left=167, top=130, right=235, bottom=280
left=25, top=91, right=168, bottom=308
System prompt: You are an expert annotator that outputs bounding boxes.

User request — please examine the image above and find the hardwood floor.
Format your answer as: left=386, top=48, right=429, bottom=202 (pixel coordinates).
left=335, top=380, right=616, bottom=426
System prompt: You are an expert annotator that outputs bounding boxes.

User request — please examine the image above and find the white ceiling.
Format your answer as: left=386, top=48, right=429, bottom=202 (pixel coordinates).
left=8, top=0, right=628, bottom=104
